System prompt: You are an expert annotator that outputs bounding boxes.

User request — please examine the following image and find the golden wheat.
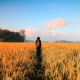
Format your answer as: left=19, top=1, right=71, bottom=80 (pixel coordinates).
left=0, top=43, right=80, bottom=80
left=41, top=43, right=80, bottom=80
left=0, top=42, right=37, bottom=80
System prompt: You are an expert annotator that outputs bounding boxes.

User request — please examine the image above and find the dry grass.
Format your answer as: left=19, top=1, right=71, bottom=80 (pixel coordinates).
left=41, top=43, right=80, bottom=80
left=0, top=43, right=80, bottom=80
left=0, top=42, right=37, bottom=80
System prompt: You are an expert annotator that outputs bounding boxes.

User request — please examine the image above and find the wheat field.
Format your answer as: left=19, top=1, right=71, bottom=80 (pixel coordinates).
left=41, top=43, right=80, bottom=80
left=0, top=42, right=37, bottom=80
left=0, top=42, right=80, bottom=80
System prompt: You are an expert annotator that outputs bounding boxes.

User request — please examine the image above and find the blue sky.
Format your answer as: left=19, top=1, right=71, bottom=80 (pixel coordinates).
left=0, top=0, right=80, bottom=41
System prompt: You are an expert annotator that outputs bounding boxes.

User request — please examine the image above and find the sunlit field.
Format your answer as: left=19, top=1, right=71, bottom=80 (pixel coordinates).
left=0, top=42, right=80, bottom=80
left=0, top=43, right=37, bottom=80
left=41, top=43, right=80, bottom=80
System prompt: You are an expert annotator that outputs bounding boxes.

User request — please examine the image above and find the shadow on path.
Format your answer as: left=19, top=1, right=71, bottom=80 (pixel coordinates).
left=29, top=49, right=45, bottom=80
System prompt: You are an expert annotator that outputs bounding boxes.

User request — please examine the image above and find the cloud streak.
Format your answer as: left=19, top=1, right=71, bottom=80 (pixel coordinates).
left=44, top=18, right=77, bottom=30
left=38, top=25, right=43, bottom=27
left=65, top=32, right=72, bottom=35
left=10, top=28, right=16, bottom=32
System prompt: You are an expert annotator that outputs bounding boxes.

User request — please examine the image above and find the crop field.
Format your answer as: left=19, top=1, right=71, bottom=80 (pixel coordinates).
left=0, top=42, right=80, bottom=80
left=41, top=43, right=80, bottom=80
left=0, top=43, right=37, bottom=80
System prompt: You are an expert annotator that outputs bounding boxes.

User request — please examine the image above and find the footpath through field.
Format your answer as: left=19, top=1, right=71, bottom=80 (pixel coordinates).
left=29, top=49, right=45, bottom=80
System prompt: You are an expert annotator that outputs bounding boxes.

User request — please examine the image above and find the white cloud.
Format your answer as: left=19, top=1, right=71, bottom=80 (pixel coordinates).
left=10, top=28, right=16, bottom=32
left=51, top=31, right=62, bottom=36
left=24, top=28, right=66, bottom=39
left=25, top=28, right=51, bottom=38
left=25, top=28, right=38, bottom=37
left=9, top=27, right=80, bottom=41
left=65, top=32, right=72, bottom=35
left=44, top=18, right=77, bottom=30
left=38, top=25, right=43, bottom=27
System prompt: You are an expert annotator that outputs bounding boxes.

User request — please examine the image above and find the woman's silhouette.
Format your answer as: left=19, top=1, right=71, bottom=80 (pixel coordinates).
left=35, top=37, right=41, bottom=60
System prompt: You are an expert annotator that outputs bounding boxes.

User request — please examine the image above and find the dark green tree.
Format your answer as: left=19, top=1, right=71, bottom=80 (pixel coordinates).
left=0, top=28, right=26, bottom=42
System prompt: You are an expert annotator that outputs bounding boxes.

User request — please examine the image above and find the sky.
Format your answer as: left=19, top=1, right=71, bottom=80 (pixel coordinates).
left=0, top=0, right=80, bottom=41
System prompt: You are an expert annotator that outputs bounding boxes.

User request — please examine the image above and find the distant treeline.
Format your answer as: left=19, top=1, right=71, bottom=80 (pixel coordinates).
left=54, top=40, right=79, bottom=43
left=0, top=29, right=26, bottom=42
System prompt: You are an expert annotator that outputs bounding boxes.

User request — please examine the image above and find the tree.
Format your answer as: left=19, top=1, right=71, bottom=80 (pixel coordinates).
left=0, top=29, right=26, bottom=42
left=18, top=29, right=26, bottom=40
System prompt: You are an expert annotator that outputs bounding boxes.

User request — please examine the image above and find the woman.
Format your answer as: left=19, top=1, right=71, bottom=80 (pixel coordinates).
left=35, top=37, right=41, bottom=59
